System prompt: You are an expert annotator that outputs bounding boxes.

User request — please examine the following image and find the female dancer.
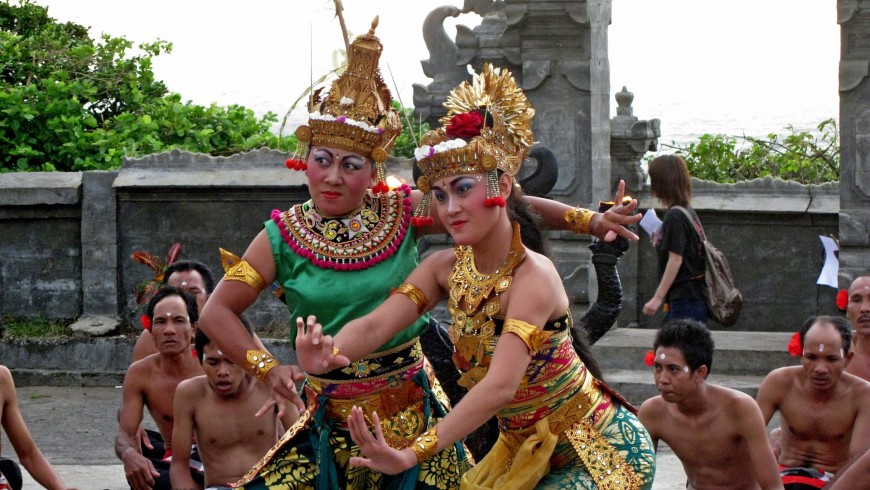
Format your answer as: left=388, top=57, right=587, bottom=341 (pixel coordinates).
left=297, top=64, right=656, bottom=489
left=641, top=154, right=709, bottom=324
left=199, top=19, right=641, bottom=489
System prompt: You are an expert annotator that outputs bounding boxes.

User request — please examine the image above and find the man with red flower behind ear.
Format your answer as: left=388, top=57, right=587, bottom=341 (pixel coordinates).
left=845, top=275, right=870, bottom=381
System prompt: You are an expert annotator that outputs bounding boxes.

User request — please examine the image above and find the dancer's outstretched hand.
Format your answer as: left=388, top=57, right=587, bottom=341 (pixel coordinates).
left=256, top=363, right=306, bottom=418
left=295, top=315, right=350, bottom=375
left=590, top=180, right=642, bottom=241
left=348, top=406, right=418, bottom=475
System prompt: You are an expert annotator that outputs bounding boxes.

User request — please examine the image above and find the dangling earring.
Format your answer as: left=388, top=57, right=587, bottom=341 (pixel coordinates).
left=286, top=126, right=310, bottom=171
left=372, top=161, right=390, bottom=194
left=411, top=178, right=435, bottom=227
left=484, top=170, right=505, bottom=207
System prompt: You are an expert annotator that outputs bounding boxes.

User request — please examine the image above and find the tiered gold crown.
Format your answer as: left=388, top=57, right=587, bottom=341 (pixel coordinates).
left=295, top=17, right=402, bottom=164
left=414, top=64, right=534, bottom=191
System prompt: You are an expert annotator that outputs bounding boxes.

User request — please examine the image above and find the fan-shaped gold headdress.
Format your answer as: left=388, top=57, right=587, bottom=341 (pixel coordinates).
left=290, top=17, right=402, bottom=192
left=412, top=64, right=534, bottom=225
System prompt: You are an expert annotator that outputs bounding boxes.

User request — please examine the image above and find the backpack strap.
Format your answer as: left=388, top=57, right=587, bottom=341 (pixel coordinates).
left=671, top=205, right=706, bottom=242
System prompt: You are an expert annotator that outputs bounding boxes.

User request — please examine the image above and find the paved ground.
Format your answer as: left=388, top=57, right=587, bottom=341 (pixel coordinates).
left=3, top=386, right=691, bottom=489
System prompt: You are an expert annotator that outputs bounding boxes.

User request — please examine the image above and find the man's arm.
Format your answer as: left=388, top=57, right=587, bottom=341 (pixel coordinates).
left=115, top=364, right=160, bottom=490
left=848, top=383, right=870, bottom=462
left=170, top=380, right=202, bottom=490
left=0, top=367, right=69, bottom=490
left=755, top=369, right=784, bottom=426
left=734, top=396, right=784, bottom=490
left=824, top=449, right=870, bottom=489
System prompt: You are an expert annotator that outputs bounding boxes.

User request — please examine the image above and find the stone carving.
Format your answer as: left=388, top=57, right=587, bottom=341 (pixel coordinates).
left=610, top=87, right=660, bottom=196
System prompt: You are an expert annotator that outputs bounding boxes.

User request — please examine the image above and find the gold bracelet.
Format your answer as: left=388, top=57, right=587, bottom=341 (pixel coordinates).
left=390, top=283, right=429, bottom=315
left=246, top=350, right=278, bottom=381
left=411, top=427, right=439, bottom=464
left=224, top=259, right=267, bottom=292
left=563, top=207, right=595, bottom=235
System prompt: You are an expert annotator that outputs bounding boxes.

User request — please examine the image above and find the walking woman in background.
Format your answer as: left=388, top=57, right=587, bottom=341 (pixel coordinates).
left=642, top=154, right=709, bottom=324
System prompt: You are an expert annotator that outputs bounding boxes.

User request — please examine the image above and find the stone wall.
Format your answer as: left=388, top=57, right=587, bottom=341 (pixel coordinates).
left=0, top=150, right=841, bottom=333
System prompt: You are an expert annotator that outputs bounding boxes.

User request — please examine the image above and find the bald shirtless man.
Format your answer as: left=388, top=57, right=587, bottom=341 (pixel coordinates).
left=171, top=323, right=297, bottom=490
left=757, top=316, right=870, bottom=489
left=639, top=319, right=782, bottom=489
left=116, top=286, right=204, bottom=490
left=844, top=275, right=870, bottom=381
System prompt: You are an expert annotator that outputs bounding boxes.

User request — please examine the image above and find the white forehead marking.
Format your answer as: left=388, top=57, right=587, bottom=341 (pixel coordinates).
left=181, top=281, right=188, bottom=287
left=166, top=312, right=172, bottom=317
left=683, top=366, right=689, bottom=373
left=217, top=350, right=223, bottom=356
left=819, top=344, right=825, bottom=352
left=660, top=353, right=666, bottom=360
left=840, top=349, right=844, bottom=357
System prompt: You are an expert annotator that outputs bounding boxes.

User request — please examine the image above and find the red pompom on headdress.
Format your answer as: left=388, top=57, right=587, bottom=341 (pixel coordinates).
left=787, top=332, right=802, bottom=357
left=836, top=289, right=848, bottom=312
left=644, top=350, right=655, bottom=367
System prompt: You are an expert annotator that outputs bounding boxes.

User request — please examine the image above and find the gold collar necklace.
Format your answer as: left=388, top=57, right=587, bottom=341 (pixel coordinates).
left=449, top=222, right=525, bottom=316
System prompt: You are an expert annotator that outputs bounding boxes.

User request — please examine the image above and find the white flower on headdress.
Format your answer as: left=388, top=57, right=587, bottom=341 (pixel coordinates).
left=415, top=138, right=467, bottom=161
left=308, top=111, right=381, bottom=134
left=340, top=96, right=354, bottom=107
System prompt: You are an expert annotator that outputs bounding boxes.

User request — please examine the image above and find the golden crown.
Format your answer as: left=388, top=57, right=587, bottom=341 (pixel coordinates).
left=414, top=64, right=534, bottom=191
left=294, top=17, right=402, bottom=164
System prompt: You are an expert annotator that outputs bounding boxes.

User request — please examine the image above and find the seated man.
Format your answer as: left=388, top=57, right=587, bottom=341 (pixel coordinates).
left=171, top=320, right=297, bottom=490
left=845, top=275, right=870, bottom=381
left=116, top=286, right=204, bottom=490
left=639, top=319, right=783, bottom=489
left=0, top=365, right=72, bottom=490
left=757, top=315, right=870, bottom=489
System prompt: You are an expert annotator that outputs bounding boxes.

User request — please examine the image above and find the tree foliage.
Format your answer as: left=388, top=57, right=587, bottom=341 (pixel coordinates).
left=0, top=0, right=296, bottom=172
left=659, top=118, right=839, bottom=184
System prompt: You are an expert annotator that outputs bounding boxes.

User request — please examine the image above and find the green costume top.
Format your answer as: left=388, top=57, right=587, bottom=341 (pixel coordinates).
left=265, top=184, right=428, bottom=352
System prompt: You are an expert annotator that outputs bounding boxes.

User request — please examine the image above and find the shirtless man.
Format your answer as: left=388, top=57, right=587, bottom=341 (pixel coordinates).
left=171, top=322, right=297, bottom=490
left=132, top=260, right=215, bottom=362
left=116, top=286, right=204, bottom=490
left=844, top=275, right=870, bottom=381
left=0, top=365, right=72, bottom=490
left=639, top=319, right=782, bottom=489
left=756, top=315, right=870, bottom=489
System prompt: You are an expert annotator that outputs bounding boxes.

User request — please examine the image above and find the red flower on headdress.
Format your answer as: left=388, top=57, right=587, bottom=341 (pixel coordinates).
left=787, top=332, right=802, bottom=357
left=445, top=112, right=484, bottom=140
left=836, top=288, right=848, bottom=312
left=140, top=314, right=151, bottom=332
left=644, top=350, right=655, bottom=367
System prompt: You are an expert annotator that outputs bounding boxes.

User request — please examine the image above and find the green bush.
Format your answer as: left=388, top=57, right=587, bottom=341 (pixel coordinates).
left=0, top=0, right=297, bottom=172
left=658, top=119, right=839, bottom=184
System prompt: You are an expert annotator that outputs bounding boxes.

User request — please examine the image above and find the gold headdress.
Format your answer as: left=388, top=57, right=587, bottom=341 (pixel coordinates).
left=289, top=17, right=402, bottom=193
left=412, top=64, right=534, bottom=225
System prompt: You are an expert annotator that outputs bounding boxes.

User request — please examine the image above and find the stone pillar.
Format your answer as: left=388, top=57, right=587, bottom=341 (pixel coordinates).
left=609, top=87, right=660, bottom=197
left=838, top=1, right=870, bottom=284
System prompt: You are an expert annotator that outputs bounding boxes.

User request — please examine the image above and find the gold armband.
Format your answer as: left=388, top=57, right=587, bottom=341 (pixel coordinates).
left=224, top=259, right=267, bottom=292
left=503, top=319, right=549, bottom=354
left=246, top=350, right=278, bottom=381
left=390, top=283, right=429, bottom=315
left=563, top=207, right=595, bottom=235
left=411, top=427, right=439, bottom=464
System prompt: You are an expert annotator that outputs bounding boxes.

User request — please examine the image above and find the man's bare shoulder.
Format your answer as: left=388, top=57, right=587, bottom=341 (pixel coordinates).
left=638, top=396, right=667, bottom=428
left=123, top=354, right=159, bottom=386
left=709, top=384, right=756, bottom=408
left=176, top=375, right=208, bottom=398
left=760, top=365, right=800, bottom=389
left=840, top=372, right=870, bottom=399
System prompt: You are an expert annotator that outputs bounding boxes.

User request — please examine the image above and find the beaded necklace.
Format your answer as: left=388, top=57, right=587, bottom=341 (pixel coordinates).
left=272, top=184, right=411, bottom=271
left=448, top=222, right=525, bottom=388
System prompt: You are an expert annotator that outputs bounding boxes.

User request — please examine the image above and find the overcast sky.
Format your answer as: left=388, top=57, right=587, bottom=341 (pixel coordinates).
left=34, top=0, right=839, bottom=141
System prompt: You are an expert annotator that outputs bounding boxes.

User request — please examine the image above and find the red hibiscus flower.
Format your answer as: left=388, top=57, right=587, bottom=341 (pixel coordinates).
left=140, top=314, right=151, bottom=332
left=787, top=332, right=802, bottom=357
left=445, top=112, right=484, bottom=140
left=836, top=288, right=848, bottom=311
left=644, top=350, right=655, bottom=367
